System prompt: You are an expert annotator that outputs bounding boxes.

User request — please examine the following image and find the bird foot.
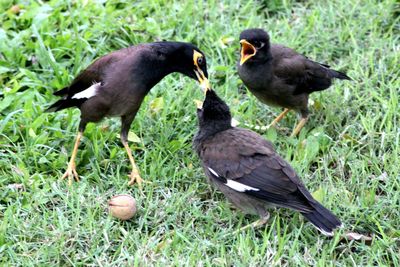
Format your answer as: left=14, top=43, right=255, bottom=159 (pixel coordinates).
left=236, top=213, right=270, bottom=234
left=290, top=117, right=308, bottom=137
left=61, top=163, right=79, bottom=186
left=127, top=169, right=151, bottom=187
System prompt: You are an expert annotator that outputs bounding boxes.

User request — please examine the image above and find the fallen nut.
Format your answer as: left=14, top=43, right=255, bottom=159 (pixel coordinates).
left=108, top=194, right=137, bottom=220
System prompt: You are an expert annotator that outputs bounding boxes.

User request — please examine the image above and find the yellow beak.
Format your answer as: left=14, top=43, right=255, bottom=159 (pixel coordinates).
left=240, top=39, right=256, bottom=65
left=194, top=69, right=211, bottom=94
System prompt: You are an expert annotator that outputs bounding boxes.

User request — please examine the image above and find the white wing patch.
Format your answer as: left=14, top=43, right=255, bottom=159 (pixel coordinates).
left=72, top=82, right=100, bottom=99
left=226, top=179, right=260, bottom=192
left=207, top=167, right=260, bottom=192
left=207, top=167, right=219, bottom=177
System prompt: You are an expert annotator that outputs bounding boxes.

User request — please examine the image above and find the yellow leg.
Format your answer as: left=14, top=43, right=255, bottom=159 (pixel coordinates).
left=122, top=141, right=150, bottom=187
left=61, top=132, right=82, bottom=186
left=234, top=213, right=270, bottom=234
left=268, top=108, right=290, bottom=128
left=290, top=117, right=308, bottom=137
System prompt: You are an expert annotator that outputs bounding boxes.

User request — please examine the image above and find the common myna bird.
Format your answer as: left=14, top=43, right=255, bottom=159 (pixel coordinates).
left=193, top=89, right=342, bottom=235
left=238, top=28, right=351, bottom=136
left=47, top=41, right=210, bottom=186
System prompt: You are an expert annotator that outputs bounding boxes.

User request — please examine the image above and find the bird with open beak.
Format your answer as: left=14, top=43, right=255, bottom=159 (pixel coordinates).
left=238, top=28, right=351, bottom=136
left=47, top=41, right=210, bottom=186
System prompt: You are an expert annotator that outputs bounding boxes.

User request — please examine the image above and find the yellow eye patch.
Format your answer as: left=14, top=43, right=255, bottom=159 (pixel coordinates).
left=193, top=50, right=210, bottom=93
left=193, top=50, right=203, bottom=68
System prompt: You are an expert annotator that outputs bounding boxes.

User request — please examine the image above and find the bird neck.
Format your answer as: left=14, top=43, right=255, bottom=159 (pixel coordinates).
left=195, top=120, right=232, bottom=142
left=242, top=60, right=273, bottom=91
left=240, top=57, right=273, bottom=91
left=141, top=42, right=188, bottom=90
left=140, top=60, right=176, bottom=92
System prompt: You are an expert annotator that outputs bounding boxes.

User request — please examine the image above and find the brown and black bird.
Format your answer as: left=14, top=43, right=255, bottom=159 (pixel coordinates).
left=47, top=41, right=210, bottom=186
left=238, top=28, right=351, bottom=136
left=194, top=89, right=342, bottom=235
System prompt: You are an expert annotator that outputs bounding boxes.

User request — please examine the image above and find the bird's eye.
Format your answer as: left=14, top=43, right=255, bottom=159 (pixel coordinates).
left=253, top=41, right=265, bottom=49
left=197, top=57, right=204, bottom=66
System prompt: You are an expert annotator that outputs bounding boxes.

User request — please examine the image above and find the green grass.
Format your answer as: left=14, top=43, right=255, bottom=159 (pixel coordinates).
left=1, top=0, right=399, bottom=265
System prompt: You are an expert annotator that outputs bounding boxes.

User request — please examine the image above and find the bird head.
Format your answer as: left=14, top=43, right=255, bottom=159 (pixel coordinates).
left=168, top=42, right=210, bottom=92
left=239, top=28, right=271, bottom=65
left=196, top=89, right=232, bottom=131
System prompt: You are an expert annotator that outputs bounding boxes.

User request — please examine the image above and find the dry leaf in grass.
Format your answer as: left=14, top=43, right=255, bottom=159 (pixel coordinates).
left=219, top=37, right=234, bottom=48
left=376, top=172, right=388, bottom=182
left=149, top=97, right=164, bottom=114
left=116, top=132, right=141, bottom=143
left=311, top=187, right=324, bottom=202
left=7, top=183, right=24, bottom=190
left=11, top=165, right=25, bottom=176
left=343, top=232, right=373, bottom=245
left=10, top=5, right=21, bottom=14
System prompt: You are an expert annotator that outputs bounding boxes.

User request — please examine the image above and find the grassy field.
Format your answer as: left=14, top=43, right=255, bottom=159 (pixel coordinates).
left=1, top=0, right=399, bottom=265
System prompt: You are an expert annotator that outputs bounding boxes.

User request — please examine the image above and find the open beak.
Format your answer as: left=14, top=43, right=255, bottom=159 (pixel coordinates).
left=194, top=69, right=210, bottom=94
left=194, top=99, right=203, bottom=109
left=240, top=39, right=256, bottom=65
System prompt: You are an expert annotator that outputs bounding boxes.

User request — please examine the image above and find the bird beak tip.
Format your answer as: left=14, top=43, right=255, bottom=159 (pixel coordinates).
left=194, top=69, right=211, bottom=93
left=200, top=78, right=210, bottom=94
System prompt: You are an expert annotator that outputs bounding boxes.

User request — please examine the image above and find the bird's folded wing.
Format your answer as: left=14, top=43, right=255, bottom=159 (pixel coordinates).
left=54, top=53, right=119, bottom=97
left=270, top=44, right=341, bottom=95
left=200, top=128, right=313, bottom=211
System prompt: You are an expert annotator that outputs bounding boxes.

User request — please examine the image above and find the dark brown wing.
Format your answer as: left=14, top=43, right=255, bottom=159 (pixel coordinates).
left=198, top=127, right=315, bottom=212
left=53, top=49, right=129, bottom=97
left=270, top=44, right=350, bottom=95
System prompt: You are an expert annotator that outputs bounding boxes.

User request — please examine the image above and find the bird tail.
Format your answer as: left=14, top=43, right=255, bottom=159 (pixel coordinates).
left=53, top=86, right=69, bottom=96
left=328, top=69, right=351, bottom=80
left=302, top=201, right=342, bottom=236
left=45, top=98, right=85, bottom=112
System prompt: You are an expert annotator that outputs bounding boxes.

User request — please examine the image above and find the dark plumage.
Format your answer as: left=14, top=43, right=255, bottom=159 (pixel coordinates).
left=237, top=28, right=351, bottom=136
left=194, top=89, right=342, bottom=235
left=48, top=41, right=210, bottom=186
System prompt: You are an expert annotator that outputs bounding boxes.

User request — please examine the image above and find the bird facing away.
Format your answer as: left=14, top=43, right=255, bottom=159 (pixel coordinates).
left=193, top=89, right=342, bottom=235
left=47, top=41, right=210, bottom=186
left=237, top=28, right=351, bottom=136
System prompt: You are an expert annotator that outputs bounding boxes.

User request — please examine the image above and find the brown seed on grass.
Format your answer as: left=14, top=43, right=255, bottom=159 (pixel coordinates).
left=108, top=194, right=137, bottom=220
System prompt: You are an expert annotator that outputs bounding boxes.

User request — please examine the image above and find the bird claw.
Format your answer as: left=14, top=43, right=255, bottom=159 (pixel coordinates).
left=127, top=169, right=151, bottom=188
left=61, top=163, right=79, bottom=186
